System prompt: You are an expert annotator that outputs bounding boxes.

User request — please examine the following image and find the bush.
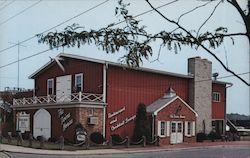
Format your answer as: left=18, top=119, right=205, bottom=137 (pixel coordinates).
left=36, top=135, right=44, bottom=141
left=196, top=132, right=207, bottom=142
left=111, top=134, right=122, bottom=143
left=90, top=132, right=105, bottom=144
left=207, top=131, right=221, bottom=141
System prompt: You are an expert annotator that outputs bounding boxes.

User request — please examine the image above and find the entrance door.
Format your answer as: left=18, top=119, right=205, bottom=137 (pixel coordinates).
left=33, top=109, right=51, bottom=140
left=56, top=75, right=72, bottom=102
left=170, top=121, right=183, bottom=144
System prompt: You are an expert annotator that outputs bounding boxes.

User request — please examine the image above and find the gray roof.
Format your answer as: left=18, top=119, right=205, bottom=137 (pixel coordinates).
left=29, top=53, right=193, bottom=79
left=146, top=96, right=176, bottom=113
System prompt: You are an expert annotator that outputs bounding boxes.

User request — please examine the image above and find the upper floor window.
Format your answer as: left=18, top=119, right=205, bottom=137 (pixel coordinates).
left=75, top=73, right=83, bottom=92
left=47, top=79, right=54, bottom=95
left=212, top=92, right=220, bottom=102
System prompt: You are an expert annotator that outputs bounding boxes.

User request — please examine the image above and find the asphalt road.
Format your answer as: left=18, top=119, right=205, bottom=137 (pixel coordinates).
left=6, top=146, right=250, bottom=158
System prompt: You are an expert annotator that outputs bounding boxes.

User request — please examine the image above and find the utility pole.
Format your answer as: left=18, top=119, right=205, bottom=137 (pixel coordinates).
left=8, top=41, right=26, bottom=89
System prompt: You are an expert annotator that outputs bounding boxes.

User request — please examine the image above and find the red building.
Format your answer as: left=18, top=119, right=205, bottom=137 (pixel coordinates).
left=12, top=53, right=228, bottom=145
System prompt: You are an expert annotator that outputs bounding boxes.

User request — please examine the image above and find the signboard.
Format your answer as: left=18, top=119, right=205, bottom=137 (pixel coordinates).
left=76, top=127, right=87, bottom=143
left=57, top=108, right=73, bottom=131
left=16, top=112, right=30, bottom=133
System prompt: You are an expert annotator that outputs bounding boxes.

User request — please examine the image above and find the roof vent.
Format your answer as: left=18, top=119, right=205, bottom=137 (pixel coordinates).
left=163, top=87, right=176, bottom=99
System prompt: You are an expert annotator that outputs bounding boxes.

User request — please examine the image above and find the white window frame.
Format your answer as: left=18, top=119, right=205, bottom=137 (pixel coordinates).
left=185, top=121, right=195, bottom=137
left=212, top=92, right=221, bottom=102
left=47, top=78, right=54, bottom=95
left=75, top=73, right=83, bottom=92
left=158, top=121, right=170, bottom=137
left=187, top=122, right=192, bottom=136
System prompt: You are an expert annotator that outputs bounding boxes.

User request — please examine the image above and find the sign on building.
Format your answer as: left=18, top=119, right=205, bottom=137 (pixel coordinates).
left=16, top=112, right=30, bottom=133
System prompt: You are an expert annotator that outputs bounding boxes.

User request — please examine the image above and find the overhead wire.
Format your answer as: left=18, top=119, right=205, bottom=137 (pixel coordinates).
left=0, top=0, right=110, bottom=54
left=0, top=0, right=43, bottom=26
left=0, top=0, right=176, bottom=55
left=0, top=0, right=16, bottom=12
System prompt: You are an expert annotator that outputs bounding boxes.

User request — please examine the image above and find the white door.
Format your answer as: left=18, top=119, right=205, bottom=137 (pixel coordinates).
left=170, top=121, right=183, bottom=144
left=56, top=75, right=72, bottom=102
left=33, top=109, right=51, bottom=140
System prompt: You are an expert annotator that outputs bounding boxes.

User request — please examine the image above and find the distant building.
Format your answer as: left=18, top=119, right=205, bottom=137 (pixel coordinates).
left=12, top=53, right=228, bottom=145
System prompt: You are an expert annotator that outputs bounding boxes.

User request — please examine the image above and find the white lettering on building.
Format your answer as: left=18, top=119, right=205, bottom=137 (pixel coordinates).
left=58, top=108, right=73, bottom=131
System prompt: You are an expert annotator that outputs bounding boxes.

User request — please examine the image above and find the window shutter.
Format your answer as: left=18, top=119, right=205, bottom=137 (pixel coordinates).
left=184, top=121, right=188, bottom=136
left=158, top=121, right=161, bottom=136
left=192, top=121, right=196, bottom=136
left=166, top=121, right=170, bottom=137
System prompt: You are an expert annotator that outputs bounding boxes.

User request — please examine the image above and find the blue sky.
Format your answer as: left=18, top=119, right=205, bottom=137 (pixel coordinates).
left=0, top=0, right=249, bottom=115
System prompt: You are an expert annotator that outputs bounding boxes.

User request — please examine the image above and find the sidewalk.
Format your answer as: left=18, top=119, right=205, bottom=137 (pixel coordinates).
left=0, top=141, right=249, bottom=156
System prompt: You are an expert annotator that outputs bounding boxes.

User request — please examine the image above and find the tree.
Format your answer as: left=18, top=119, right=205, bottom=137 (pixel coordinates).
left=37, top=0, right=249, bottom=86
left=132, top=103, right=151, bottom=141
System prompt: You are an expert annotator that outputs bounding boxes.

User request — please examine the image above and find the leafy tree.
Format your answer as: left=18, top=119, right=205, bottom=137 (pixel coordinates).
left=132, top=103, right=151, bottom=141
left=37, top=0, right=249, bottom=86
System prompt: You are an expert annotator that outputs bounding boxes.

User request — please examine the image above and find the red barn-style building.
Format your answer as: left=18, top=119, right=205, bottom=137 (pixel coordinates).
left=12, top=53, right=228, bottom=145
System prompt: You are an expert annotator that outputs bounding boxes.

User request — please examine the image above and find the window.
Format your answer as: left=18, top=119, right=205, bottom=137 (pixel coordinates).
left=187, top=122, right=191, bottom=135
left=87, top=108, right=94, bottom=116
left=171, top=122, right=176, bottom=133
left=177, top=122, right=182, bottom=133
left=75, top=73, right=83, bottom=92
left=160, top=122, right=166, bottom=136
left=212, top=92, right=221, bottom=102
left=47, top=79, right=54, bottom=95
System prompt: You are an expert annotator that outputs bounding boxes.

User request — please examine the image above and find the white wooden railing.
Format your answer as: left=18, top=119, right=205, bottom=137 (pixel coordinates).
left=13, top=92, right=103, bottom=106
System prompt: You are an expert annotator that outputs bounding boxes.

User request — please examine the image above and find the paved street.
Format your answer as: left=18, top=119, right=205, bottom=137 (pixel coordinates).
left=6, top=146, right=250, bottom=158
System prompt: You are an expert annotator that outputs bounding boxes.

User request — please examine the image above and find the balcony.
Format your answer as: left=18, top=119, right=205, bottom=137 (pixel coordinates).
left=13, top=92, right=104, bottom=107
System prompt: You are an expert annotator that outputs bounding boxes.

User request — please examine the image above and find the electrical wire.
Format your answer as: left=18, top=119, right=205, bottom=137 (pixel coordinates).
left=0, top=0, right=175, bottom=55
left=0, top=0, right=15, bottom=12
left=0, top=0, right=42, bottom=26
left=0, top=0, right=110, bottom=54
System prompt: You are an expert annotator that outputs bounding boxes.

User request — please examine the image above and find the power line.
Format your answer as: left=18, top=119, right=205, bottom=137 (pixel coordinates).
left=0, top=0, right=16, bottom=12
left=0, top=0, right=110, bottom=55
left=0, top=0, right=175, bottom=55
left=0, top=0, right=42, bottom=27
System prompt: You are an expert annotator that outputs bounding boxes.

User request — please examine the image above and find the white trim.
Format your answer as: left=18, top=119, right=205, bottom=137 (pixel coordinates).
left=192, top=121, right=195, bottom=136
left=153, top=96, right=198, bottom=117
left=102, top=63, right=107, bottom=137
left=47, top=78, right=54, bottom=95
left=75, top=73, right=83, bottom=92
left=157, top=121, right=161, bottom=137
left=184, top=121, right=188, bottom=136
left=166, top=121, right=170, bottom=137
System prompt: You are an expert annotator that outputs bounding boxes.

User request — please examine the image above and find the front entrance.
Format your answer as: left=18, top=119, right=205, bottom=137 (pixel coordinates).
left=33, top=109, right=51, bottom=140
left=170, top=121, right=183, bottom=144
left=56, top=75, right=72, bottom=102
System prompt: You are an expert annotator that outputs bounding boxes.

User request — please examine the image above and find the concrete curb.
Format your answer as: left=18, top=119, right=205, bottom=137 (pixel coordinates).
left=1, top=143, right=249, bottom=156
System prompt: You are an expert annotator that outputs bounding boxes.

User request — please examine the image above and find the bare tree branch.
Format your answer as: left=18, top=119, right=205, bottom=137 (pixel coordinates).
left=146, top=0, right=250, bottom=86
left=177, top=1, right=212, bottom=23
left=196, top=0, right=222, bottom=37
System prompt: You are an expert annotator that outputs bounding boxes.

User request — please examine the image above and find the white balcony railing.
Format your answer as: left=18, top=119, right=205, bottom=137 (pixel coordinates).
left=13, top=92, right=103, bottom=106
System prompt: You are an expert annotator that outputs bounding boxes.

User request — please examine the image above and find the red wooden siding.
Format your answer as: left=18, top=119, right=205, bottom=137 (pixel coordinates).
left=106, top=66, right=190, bottom=138
left=212, top=83, right=226, bottom=119
left=34, top=58, right=103, bottom=96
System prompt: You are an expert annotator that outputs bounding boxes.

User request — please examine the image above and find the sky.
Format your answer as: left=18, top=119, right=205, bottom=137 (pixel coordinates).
left=0, top=0, right=249, bottom=115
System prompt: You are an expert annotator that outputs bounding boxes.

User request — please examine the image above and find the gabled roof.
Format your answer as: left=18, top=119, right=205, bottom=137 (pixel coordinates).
left=146, top=95, right=198, bottom=117
left=29, top=53, right=193, bottom=79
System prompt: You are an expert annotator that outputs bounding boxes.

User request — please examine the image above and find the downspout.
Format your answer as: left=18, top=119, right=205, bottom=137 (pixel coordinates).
left=102, top=62, right=108, bottom=138
left=224, top=83, right=233, bottom=135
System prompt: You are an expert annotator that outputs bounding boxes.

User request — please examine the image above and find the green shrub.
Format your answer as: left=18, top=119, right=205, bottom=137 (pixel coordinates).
left=196, top=132, right=207, bottom=142
left=90, top=132, right=105, bottom=144
left=207, top=131, right=221, bottom=141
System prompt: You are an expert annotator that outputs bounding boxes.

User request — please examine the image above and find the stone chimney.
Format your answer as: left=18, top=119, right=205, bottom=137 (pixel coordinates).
left=188, top=57, right=212, bottom=134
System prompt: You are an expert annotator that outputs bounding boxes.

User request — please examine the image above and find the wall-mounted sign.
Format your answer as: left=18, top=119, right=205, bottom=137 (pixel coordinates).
left=16, top=112, right=30, bottom=133
left=58, top=108, right=73, bottom=131
left=76, top=128, right=87, bottom=143
left=169, top=114, right=185, bottom=119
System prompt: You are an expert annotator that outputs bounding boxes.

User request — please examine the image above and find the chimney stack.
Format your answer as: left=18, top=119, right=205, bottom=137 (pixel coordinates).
left=188, top=57, right=212, bottom=134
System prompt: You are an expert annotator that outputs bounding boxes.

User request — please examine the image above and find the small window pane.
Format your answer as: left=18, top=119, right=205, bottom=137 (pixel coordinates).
left=187, top=122, right=191, bottom=135
left=160, top=122, right=165, bottom=136
left=177, top=123, right=182, bottom=132
left=171, top=122, right=176, bottom=133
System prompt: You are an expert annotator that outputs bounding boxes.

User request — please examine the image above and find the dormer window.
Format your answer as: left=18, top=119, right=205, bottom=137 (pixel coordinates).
left=47, top=79, right=54, bottom=95
left=163, top=87, right=176, bottom=99
left=75, top=73, right=83, bottom=92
